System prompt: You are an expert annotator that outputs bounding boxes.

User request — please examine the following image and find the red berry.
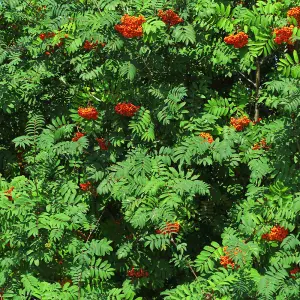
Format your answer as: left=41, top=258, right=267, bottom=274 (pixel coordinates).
left=158, top=9, right=183, bottom=26
left=115, top=15, right=146, bottom=38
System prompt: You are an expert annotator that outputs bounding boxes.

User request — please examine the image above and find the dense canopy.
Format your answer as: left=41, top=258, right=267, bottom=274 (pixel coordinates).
left=0, top=0, right=299, bottom=299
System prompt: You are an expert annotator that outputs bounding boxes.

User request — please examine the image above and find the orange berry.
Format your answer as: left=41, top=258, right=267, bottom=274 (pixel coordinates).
left=273, top=26, right=294, bottom=45
left=199, top=132, right=214, bottom=144
left=78, top=106, right=98, bottom=120
left=72, top=132, right=84, bottom=142
left=224, top=32, right=248, bottom=48
left=262, top=226, right=288, bottom=242
left=96, top=137, right=109, bottom=150
left=115, top=103, right=140, bottom=117
left=230, top=116, right=251, bottom=131
left=287, top=7, right=300, bottom=25
left=79, top=182, right=92, bottom=191
left=115, top=15, right=146, bottom=38
left=158, top=9, right=183, bottom=26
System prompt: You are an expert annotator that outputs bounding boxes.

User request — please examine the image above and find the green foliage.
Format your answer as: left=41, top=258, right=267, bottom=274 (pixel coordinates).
left=0, top=0, right=299, bottom=299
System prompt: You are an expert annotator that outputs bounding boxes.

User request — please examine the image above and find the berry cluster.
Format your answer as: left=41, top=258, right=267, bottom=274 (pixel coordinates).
left=96, top=137, right=109, bottom=150
left=83, top=40, right=98, bottom=51
left=273, top=26, right=294, bottom=45
left=230, top=116, right=251, bottom=131
left=220, top=255, right=235, bottom=269
left=252, top=138, right=270, bottom=150
left=115, top=103, right=140, bottom=117
left=79, top=181, right=92, bottom=191
left=199, top=132, right=214, bottom=144
left=127, top=267, right=149, bottom=278
left=5, top=186, right=14, bottom=201
left=287, top=7, right=300, bottom=25
left=78, top=106, right=98, bottom=120
left=156, top=222, right=180, bottom=234
left=262, top=225, right=289, bottom=242
left=220, top=246, right=240, bottom=269
left=72, top=132, right=84, bottom=142
left=115, top=15, right=146, bottom=38
left=157, top=9, right=183, bottom=26
left=290, top=266, right=300, bottom=279
left=39, top=32, right=55, bottom=40
left=44, top=36, right=67, bottom=56
left=224, top=32, right=249, bottom=48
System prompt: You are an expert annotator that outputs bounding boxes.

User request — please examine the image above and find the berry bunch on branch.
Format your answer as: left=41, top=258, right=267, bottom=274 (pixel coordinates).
left=156, top=222, right=180, bottom=234
left=224, top=32, right=248, bottom=48
left=199, top=132, right=214, bottom=144
left=5, top=186, right=14, bottom=201
left=83, top=40, right=98, bottom=51
left=287, top=7, right=300, bottom=25
left=115, top=103, right=140, bottom=117
left=39, top=32, right=55, bottom=40
left=273, top=26, right=294, bottom=45
left=79, top=182, right=92, bottom=191
left=78, top=106, right=99, bottom=120
left=127, top=267, right=149, bottom=278
left=252, top=138, right=270, bottom=150
left=115, top=15, right=146, bottom=38
left=158, top=9, right=183, bottom=26
left=96, top=137, right=109, bottom=150
left=262, top=226, right=289, bottom=242
left=72, top=132, right=84, bottom=142
left=230, top=116, right=251, bottom=131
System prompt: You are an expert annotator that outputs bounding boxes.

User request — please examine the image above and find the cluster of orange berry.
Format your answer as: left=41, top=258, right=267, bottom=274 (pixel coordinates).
left=273, top=25, right=294, bottom=45
left=127, top=267, right=149, bottom=278
left=290, top=266, right=300, bottom=279
left=220, top=246, right=240, bottom=269
left=5, top=186, right=14, bottom=201
left=96, top=137, right=109, bottom=150
left=220, top=255, right=236, bottom=269
left=78, top=106, right=99, bottom=120
left=287, top=6, right=300, bottom=25
left=199, top=132, right=214, bottom=144
left=224, top=32, right=249, bottom=48
left=156, top=222, right=180, bottom=235
left=262, top=225, right=289, bottom=242
left=79, top=181, right=92, bottom=191
left=39, top=33, right=68, bottom=55
left=39, top=32, right=56, bottom=40
left=115, top=15, right=146, bottom=38
left=115, top=102, right=140, bottom=117
left=252, top=138, right=270, bottom=150
left=158, top=9, right=184, bottom=26
left=72, top=132, right=84, bottom=142
left=83, top=40, right=98, bottom=51
left=230, top=116, right=251, bottom=131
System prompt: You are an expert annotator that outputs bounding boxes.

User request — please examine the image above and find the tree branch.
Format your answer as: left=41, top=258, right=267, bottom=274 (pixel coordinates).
left=239, top=72, right=256, bottom=88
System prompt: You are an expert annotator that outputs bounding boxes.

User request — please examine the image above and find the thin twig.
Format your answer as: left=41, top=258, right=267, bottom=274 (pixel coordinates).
left=239, top=72, right=256, bottom=88
left=171, top=238, right=198, bottom=279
